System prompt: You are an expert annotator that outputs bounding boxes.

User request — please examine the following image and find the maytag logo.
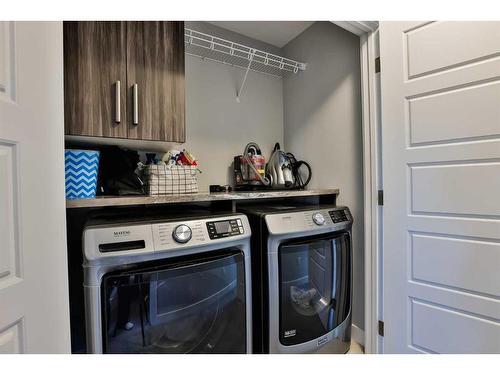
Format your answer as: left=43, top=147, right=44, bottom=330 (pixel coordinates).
left=317, top=335, right=329, bottom=347
left=113, top=230, right=131, bottom=238
left=284, top=329, right=296, bottom=338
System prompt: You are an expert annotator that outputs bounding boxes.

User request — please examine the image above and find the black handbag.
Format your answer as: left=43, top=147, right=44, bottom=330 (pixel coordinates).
left=98, top=146, right=145, bottom=196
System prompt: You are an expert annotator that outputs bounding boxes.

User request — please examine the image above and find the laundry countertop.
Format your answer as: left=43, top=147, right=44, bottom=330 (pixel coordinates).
left=66, top=189, right=340, bottom=208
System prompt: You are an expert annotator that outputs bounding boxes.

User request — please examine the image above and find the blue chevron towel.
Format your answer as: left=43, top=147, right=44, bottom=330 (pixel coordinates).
left=65, top=149, right=100, bottom=199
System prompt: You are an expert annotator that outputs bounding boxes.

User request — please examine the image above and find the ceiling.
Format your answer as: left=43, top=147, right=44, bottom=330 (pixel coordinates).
left=208, top=21, right=315, bottom=48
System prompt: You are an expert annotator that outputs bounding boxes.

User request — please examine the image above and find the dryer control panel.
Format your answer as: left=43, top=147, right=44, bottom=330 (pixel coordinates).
left=329, top=209, right=348, bottom=223
left=264, top=206, right=352, bottom=236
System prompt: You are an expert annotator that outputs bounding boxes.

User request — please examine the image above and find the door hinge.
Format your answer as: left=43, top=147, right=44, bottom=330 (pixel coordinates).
left=377, top=190, right=384, bottom=206
left=378, top=320, right=384, bottom=337
left=375, top=57, right=381, bottom=73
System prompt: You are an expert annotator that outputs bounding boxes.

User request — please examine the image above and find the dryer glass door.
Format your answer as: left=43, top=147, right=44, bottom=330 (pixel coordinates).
left=101, top=250, right=246, bottom=353
left=278, top=232, right=351, bottom=346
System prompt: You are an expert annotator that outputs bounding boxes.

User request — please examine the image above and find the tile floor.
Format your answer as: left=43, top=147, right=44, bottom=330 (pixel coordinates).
left=348, top=340, right=364, bottom=354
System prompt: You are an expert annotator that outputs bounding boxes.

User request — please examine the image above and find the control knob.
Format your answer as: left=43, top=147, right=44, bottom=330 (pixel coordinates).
left=312, top=212, right=325, bottom=226
left=172, top=224, right=192, bottom=243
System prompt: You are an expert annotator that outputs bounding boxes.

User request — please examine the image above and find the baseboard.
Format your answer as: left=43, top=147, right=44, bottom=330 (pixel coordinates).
left=351, top=324, right=365, bottom=346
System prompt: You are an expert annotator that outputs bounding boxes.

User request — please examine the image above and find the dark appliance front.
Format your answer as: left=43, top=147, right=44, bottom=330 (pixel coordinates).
left=278, top=232, right=351, bottom=346
left=100, top=250, right=246, bottom=354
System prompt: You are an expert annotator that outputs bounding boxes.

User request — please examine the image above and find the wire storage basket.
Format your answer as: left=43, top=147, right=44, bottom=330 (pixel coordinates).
left=144, top=164, right=198, bottom=195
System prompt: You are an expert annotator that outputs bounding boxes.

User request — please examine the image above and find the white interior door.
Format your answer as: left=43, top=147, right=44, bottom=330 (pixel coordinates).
left=0, top=22, right=70, bottom=353
left=380, top=21, right=500, bottom=354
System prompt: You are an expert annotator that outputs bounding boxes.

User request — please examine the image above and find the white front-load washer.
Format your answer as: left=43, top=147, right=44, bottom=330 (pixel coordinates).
left=82, top=213, right=252, bottom=354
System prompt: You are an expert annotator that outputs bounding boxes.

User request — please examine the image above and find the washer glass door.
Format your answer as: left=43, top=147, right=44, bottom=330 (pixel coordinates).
left=278, top=232, right=351, bottom=346
left=101, top=250, right=246, bottom=353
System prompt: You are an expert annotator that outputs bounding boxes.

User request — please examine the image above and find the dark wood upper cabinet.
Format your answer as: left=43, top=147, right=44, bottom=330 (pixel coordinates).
left=64, top=21, right=128, bottom=138
left=127, top=22, right=185, bottom=142
left=63, top=21, right=185, bottom=142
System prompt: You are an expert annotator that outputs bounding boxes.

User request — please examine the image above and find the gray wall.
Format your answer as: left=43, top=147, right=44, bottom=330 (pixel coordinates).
left=183, top=22, right=284, bottom=190
left=183, top=56, right=283, bottom=190
left=282, top=22, right=365, bottom=330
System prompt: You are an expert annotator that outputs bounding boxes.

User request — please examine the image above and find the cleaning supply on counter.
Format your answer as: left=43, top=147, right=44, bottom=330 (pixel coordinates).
left=161, top=151, right=176, bottom=165
left=157, top=149, right=198, bottom=167
left=177, top=150, right=197, bottom=166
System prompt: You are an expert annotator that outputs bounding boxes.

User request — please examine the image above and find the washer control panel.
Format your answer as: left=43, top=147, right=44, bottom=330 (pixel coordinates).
left=207, top=218, right=244, bottom=240
left=172, top=224, right=193, bottom=243
left=84, top=214, right=250, bottom=263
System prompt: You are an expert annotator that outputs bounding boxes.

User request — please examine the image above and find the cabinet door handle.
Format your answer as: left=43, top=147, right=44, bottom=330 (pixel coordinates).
left=115, top=81, right=121, bottom=123
left=133, top=83, right=139, bottom=125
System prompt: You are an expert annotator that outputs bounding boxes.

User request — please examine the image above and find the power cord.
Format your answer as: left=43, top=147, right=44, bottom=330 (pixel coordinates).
left=286, top=152, right=312, bottom=189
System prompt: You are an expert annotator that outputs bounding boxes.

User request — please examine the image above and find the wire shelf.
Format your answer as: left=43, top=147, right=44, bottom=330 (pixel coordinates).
left=184, top=28, right=306, bottom=78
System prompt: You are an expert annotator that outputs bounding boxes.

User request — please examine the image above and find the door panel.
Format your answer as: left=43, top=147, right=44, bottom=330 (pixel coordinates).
left=410, top=162, right=500, bottom=216
left=380, top=21, right=500, bottom=353
left=64, top=21, right=127, bottom=138
left=0, top=22, right=70, bottom=353
left=0, top=320, right=22, bottom=354
left=408, top=80, right=500, bottom=146
left=411, top=299, right=500, bottom=354
left=126, top=21, right=185, bottom=142
left=411, top=233, right=500, bottom=297
left=405, top=21, right=500, bottom=78
left=0, top=143, right=19, bottom=283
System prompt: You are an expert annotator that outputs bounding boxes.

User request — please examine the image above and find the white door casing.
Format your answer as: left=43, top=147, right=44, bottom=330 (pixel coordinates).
left=360, top=28, right=383, bottom=354
left=0, top=22, right=70, bottom=353
left=380, top=21, right=500, bottom=353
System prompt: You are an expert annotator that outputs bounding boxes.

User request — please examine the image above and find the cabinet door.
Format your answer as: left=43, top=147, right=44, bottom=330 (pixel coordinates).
left=64, top=21, right=127, bottom=138
left=126, top=22, right=185, bottom=142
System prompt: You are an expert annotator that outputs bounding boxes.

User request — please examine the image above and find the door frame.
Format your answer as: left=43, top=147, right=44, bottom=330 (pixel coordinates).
left=333, top=21, right=382, bottom=354
left=360, top=29, right=382, bottom=354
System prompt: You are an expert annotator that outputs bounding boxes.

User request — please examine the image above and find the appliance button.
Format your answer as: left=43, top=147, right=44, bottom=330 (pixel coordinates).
left=239, top=227, right=244, bottom=234
left=236, top=219, right=242, bottom=226
left=172, top=224, right=192, bottom=244
left=312, top=212, right=326, bottom=226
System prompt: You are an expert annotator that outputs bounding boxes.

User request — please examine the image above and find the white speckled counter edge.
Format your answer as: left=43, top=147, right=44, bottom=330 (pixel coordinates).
left=66, top=189, right=340, bottom=208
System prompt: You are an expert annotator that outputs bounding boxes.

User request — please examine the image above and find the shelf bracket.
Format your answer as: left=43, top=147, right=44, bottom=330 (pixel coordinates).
left=236, top=54, right=253, bottom=103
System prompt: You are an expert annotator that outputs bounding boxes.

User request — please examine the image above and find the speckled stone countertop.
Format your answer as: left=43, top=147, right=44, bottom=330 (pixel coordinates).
left=66, top=189, right=340, bottom=208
